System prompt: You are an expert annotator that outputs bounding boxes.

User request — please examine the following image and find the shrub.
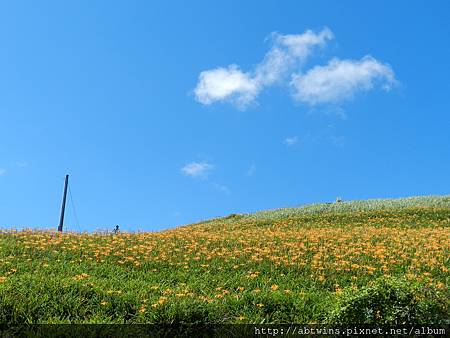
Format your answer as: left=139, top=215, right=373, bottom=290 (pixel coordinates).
left=326, top=276, right=449, bottom=325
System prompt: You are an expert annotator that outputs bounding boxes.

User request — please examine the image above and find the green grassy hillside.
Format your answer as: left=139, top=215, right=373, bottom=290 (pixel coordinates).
left=0, top=195, right=449, bottom=324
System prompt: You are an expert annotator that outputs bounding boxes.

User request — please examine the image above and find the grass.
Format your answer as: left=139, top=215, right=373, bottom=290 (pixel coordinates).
left=0, top=195, right=449, bottom=324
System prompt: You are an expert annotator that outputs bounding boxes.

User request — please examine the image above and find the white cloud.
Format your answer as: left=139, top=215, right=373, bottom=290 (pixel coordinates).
left=254, top=28, right=333, bottom=86
left=290, top=56, right=396, bottom=105
left=284, top=136, right=298, bottom=146
left=194, top=65, right=258, bottom=108
left=194, top=28, right=333, bottom=108
left=0, top=168, right=6, bottom=176
left=181, top=161, right=214, bottom=178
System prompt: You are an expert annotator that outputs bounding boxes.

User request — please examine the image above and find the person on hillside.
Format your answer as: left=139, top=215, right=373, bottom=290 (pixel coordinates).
left=113, top=225, right=119, bottom=234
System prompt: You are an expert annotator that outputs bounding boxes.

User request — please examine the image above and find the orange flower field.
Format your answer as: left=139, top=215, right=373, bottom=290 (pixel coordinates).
left=0, top=198, right=449, bottom=324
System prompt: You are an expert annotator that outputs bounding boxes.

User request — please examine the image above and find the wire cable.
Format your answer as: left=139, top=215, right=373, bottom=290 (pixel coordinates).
left=68, top=185, right=80, bottom=231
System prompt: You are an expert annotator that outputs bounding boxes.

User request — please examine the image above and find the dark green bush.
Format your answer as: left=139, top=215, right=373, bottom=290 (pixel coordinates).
left=326, top=276, right=449, bottom=325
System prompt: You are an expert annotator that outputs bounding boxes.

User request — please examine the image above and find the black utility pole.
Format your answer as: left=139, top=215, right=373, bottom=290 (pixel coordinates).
left=58, top=174, right=69, bottom=232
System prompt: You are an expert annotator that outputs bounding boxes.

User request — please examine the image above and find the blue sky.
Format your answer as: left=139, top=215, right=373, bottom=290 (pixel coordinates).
left=1, top=1, right=449, bottom=232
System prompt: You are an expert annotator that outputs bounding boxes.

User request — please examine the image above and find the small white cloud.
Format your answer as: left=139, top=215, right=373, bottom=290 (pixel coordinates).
left=284, top=136, right=299, bottom=146
left=0, top=168, right=6, bottom=176
left=181, top=161, right=214, bottom=178
left=290, top=56, right=396, bottom=105
left=194, top=28, right=333, bottom=109
left=194, top=65, right=258, bottom=108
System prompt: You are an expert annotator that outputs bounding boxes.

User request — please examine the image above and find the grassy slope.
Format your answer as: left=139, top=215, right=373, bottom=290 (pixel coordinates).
left=0, top=195, right=449, bottom=324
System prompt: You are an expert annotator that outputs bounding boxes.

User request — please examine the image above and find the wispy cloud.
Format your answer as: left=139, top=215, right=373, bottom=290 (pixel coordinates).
left=254, top=29, right=334, bottom=86
left=284, top=136, right=299, bottom=146
left=194, top=28, right=333, bottom=109
left=329, top=135, right=346, bottom=147
left=246, top=164, right=256, bottom=177
left=181, top=162, right=230, bottom=195
left=16, top=161, right=28, bottom=168
left=212, top=182, right=231, bottom=194
left=181, top=161, right=214, bottom=178
left=290, top=56, right=396, bottom=105
left=0, top=168, right=6, bottom=176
